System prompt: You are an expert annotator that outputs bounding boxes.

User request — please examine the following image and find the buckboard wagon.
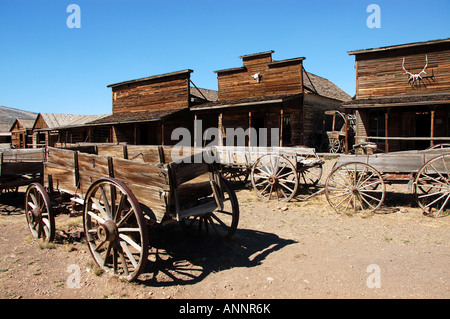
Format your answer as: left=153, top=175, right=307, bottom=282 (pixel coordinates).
left=0, top=148, right=45, bottom=198
left=25, top=145, right=239, bottom=281
left=324, top=147, right=450, bottom=217
left=214, top=146, right=324, bottom=202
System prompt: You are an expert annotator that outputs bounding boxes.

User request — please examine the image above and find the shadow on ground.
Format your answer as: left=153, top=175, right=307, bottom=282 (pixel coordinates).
left=137, top=223, right=296, bottom=287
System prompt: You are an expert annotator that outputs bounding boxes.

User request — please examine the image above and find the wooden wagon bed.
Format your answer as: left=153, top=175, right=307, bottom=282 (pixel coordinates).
left=325, top=147, right=450, bottom=217
left=25, top=144, right=239, bottom=281
left=214, top=145, right=324, bottom=201
left=0, top=148, right=45, bottom=195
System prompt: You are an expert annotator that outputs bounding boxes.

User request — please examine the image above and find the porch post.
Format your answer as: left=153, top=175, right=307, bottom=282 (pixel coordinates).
left=430, top=109, right=435, bottom=148
left=385, top=109, right=389, bottom=153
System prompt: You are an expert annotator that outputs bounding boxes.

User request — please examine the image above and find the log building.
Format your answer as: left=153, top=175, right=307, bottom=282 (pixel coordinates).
left=343, top=38, right=450, bottom=151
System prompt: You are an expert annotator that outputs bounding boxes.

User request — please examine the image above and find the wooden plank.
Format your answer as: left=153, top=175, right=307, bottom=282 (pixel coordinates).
left=44, top=162, right=78, bottom=194
left=169, top=160, right=210, bottom=187
left=96, top=145, right=126, bottom=158
left=127, top=145, right=161, bottom=163
left=47, top=147, right=76, bottom=168
left=112, top=157, right=169, bottom=190
left=77, top=152, right=110, bottom=177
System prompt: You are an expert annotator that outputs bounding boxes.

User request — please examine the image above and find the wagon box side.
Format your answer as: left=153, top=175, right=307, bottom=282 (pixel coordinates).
left=0, top=149, right=45, bottom=177
left=45, top=147, right=170, bottom=222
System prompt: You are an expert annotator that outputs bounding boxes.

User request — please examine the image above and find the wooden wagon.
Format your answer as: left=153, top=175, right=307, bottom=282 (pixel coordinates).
left=24, top=145, right=239, bottom=281
left=0, top=148, right=45, bottom=197
left=324, top=147, right=450, bottom=217
left=214, top=146, right=324, bottom=202
left=321, top=110, right=356, bottom=153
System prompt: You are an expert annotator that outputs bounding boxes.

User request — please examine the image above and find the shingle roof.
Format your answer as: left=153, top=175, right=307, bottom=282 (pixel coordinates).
left=10, top=118, right=36, bottom=131
left=87, top=108, right=187, bottom=125
left=303, top=71, right=351, bottom=102
left=36, top=113, right=108, bottom=130
left=190, top=87, right=218, bottom=102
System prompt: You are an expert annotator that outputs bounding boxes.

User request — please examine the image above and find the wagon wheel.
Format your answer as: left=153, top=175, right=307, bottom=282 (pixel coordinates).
left=325, top=162, right=385, bottom=214
left=414, top=154, right=450, bottom=217
left=83, top=178, right=149, bottom=282
left=298, top=163, right=323, bottom=188
left=25, top=183, right=55, bottom=242
left=181, top=176, right=239, bottom=240
left=251, top=154, right=299, bottom=201
left=329, top=138, right=341, bottom=153
left=221, top=167, right=249, bottom=187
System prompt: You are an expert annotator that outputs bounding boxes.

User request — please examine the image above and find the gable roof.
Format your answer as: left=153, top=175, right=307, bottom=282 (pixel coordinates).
left=33, top=113, right=108, bottom=130
left=9, top=118, right=36, bottom=132
left=303, top=71, right=351, bottom=101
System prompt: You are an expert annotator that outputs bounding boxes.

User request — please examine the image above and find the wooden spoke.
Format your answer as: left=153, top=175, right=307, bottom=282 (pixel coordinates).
left=325, top=162, right=385, bottom=215
left=25, top=183, right=55, bottom=242
left=414, top=154, right=450, bottom=217
left=221, top=167, right=249, bottom=187
left=251, top=154, right=299, bottom=202
left=84, top=178, right=149, bottom=282
left=180, top=177, right=239, bottom=240
left=298, top=163, right=323, bottom=188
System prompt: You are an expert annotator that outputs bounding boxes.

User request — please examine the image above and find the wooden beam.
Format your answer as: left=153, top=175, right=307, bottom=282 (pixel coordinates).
left=430, top=109, right=435, bottom=148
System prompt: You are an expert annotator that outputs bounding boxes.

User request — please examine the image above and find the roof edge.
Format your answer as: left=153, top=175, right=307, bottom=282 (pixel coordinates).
left=107, top=69, right=193, bottom=88
left=348, top=38, right=450, bottom=56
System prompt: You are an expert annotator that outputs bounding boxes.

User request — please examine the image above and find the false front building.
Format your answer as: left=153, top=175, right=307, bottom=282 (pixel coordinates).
left=343, top=38, right=450, bottom=151
left=191, top=51, right=351, bottom=148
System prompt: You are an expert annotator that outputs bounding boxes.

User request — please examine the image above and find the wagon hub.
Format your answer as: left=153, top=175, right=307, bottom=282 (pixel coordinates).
left=97, top=220, right=118, bottom=242
left=26, top=207, right=41, bottom=224
left=268, top=175, right=278, bottom=186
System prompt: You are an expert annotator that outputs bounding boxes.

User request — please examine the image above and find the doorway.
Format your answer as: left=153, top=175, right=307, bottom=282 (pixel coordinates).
left=415, top=110, right=431, bottom=150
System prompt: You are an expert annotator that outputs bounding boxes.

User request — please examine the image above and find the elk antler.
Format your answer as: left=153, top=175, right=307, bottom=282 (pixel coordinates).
left=402, top=55, right=428, bottom=85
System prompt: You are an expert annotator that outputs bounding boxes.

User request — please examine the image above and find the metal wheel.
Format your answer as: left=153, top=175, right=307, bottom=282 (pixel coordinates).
left=251, top=154, right=299, bottom=201
left=414, top=154, right=450, bottom=217
left=25, top=183, right=55, bottom=242
left=83, top=178, right=149, bottom=282
left=298, top=163, right=323, bottom=187
left=181, top=176, right=239, bottom=240
left=325, top=162, right=385, bottom=214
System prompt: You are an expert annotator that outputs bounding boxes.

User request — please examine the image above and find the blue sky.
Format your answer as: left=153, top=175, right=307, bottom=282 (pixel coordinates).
left=0, top=0, right=449, bottom=115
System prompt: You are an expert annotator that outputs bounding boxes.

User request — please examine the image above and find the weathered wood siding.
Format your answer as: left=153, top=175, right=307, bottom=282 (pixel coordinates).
left=355, top=44, right=450, bottom=98
left=111, top=74, right=190, bottom=114
left=217, top=54, right=303, bottom=100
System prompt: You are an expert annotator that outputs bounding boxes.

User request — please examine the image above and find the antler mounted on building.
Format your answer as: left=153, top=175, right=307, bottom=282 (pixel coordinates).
left=402, top=54, right=435, bottom=88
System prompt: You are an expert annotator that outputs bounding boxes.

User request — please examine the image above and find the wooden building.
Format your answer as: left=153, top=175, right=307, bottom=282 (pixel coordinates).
left=191, top=51, right=351, bottom=148
left=87, top=69, right=218, bottom=145
left=0, top=123, right=12, bottom=148
left=32, top=113, right=107, bottom=147
left=9, top=118, right=36, bottom=148
left=343, top=38, right=450, bottom=151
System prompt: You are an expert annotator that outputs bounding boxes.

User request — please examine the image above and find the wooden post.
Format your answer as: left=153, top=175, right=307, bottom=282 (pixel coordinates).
left=280, top=109, right=284, bottom=147
left=385, top=109, right=389, bottom=153
left=344, top=111, right=349, bottom=154
left=194, top=114, right=198, bottom=148
left=248, top=111, right=252, bottom=146
left=161, top=120, right=165, bottom=146
left=218, top=113, right=223, bottom=146
left=430, top=109, right=435, bottom=148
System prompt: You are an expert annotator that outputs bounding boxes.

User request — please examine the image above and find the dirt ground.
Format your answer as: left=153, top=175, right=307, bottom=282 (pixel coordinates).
left=0, top=158, right=449, bottom=299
